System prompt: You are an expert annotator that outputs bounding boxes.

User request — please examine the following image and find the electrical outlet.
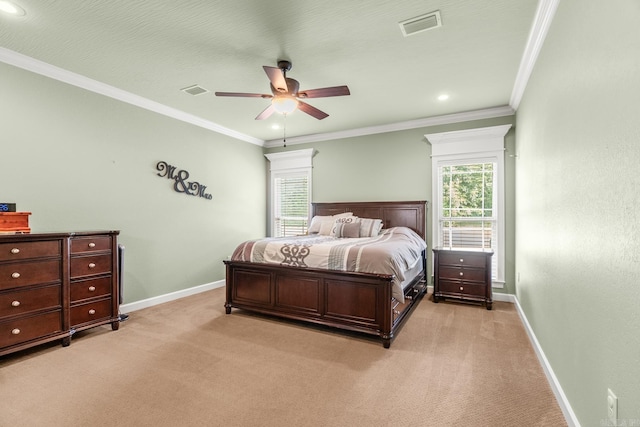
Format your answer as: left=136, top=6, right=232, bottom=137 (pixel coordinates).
left=607, top=388, right=618, bottom=425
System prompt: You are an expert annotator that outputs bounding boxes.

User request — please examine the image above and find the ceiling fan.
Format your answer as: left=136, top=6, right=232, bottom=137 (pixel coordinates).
left=215, top=60, right=350, bottom=120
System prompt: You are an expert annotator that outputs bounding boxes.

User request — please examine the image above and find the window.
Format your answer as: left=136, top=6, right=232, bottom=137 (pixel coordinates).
left=264, top=149, right=314, bottom=237
left=273, top=172, right=309, bottom=236
left=427, top=125, right=511, bottom=286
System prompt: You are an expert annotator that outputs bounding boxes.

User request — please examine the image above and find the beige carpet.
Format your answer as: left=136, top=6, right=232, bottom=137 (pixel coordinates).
left=0, top=288, right=567, bottom=427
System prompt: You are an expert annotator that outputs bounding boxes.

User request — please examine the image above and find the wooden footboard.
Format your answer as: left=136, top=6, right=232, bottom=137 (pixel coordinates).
left=224, top=259, right=426, bottom=348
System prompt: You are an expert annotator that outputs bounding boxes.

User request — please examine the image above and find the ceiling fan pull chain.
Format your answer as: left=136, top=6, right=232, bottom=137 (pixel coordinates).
left=283, top=113, right=287, bottom=147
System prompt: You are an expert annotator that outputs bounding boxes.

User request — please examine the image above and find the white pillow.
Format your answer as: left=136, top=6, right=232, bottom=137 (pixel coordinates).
left=309, top=212, right=353, bottom=234
left=359, top=218, right=383, bottom=237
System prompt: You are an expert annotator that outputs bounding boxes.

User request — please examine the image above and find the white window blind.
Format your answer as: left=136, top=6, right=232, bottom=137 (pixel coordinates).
left=273, top=173, right=309, bottom=237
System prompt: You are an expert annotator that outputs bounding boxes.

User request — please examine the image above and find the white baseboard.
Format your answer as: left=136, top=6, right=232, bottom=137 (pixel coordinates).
left=119, top=280, right=225, bottom=313
left=513, top=297, right=580, bottom=427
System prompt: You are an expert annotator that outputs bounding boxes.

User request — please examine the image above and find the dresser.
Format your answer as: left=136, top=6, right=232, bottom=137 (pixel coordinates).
left=0, top=231, right=119, bottom=356
left=432, top=247, right=494, bottom=310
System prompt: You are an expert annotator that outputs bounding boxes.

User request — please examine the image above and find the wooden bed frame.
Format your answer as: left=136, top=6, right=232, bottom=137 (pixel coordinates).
left=223, top=201, right=428, bottom=348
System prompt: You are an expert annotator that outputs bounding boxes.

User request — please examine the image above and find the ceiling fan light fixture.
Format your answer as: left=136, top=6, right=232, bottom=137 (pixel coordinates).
left=272, top=95, right=298, bottom=114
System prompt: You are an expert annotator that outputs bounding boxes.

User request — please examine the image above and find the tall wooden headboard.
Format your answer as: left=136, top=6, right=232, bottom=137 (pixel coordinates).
left=311, top=201, right=428, bottom=241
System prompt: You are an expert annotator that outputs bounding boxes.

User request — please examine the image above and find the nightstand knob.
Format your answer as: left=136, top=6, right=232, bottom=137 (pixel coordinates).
left=88, top=309, right=96, bottom=315
left=459, top=272, right=464, bottom=276
left=88, top=263, right=96, bottom=269
left=88, top=242, right=96, bottom=248
left=11, top=328, right=20, bottom=335
left=460, top=286, right=464, bottom=291
left=10, top=248, right=20, bottom=254
left=11, top=272, right=20, bottom=279
left=460, top=258, right=464, bottom=263
left=393, top=310, right=400, bottom=315
left=11, top=300, right=20, bottom=307
left=88, top=286, right=96, bottom=292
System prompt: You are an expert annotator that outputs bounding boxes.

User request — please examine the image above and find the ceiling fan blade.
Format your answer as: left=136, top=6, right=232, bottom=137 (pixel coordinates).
left=255, top=104, right=276, bottom=120
left=297, top=101, right=329, bottom=120
left=297, top=85, right=350, bottom=98
left=214, top=92, right=272, bottom=98
left=263, top=66, right=288, bottom=93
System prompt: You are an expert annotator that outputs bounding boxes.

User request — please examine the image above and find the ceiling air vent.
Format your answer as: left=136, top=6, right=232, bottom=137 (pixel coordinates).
left=399, top=11, right=442, bottom=37
left=181, top=84, right=209, bottom=96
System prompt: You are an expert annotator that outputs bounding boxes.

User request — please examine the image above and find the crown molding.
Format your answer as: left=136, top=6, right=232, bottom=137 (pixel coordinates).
left=509, top=0, right=560, bottom=110
left=0, top=47, right=264, bottom=146
left=263, top=105, right=515, bottom=148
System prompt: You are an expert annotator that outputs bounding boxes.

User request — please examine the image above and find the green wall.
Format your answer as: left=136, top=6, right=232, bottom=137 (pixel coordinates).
left=515, top=0, right=640, bottom=424
left=1, top=62, right=266, bottom=303
left=265, top=115, right=517, bottom=293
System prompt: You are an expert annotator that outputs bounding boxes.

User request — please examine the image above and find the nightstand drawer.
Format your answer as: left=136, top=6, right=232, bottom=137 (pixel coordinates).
left=438, top=252, right=487, bottom=268
left=70, top=298, right=112, bottom=326
left=439, top=266, right=485, bottom=282
left=0, top=310, right=62, bottom=348
left=0, top=285, right=61, bottom=319
left=70, top=276, right=112, bottom=302
left=0, top=240, right=60, bottom=262
left=439, top=280, right=486, bottom=297
left=70, top=254, right=112, bottom=278
left=70, top=236, right=112, bottom=254
left=0, top=260, right=61, bottom=291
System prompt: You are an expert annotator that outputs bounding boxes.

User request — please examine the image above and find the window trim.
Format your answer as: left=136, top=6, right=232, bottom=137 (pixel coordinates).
left=426, top=125, right=511, bottom=287
left=264, top=149, right=314, bottom=237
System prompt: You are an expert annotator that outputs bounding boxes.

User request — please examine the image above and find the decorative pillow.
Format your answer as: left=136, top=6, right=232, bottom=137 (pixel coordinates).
left=308, top=216, right=331, bottom=234
left=329, top=216, right=359, bottom=236
left=359, top=218, right=383, bottom=237
left=312, top=212, right=354, bottom=235
left=335, top=222, right=361, bottom=238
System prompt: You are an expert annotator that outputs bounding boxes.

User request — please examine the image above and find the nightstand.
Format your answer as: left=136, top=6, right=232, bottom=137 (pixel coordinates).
left=432, top=247, right=494, bottom=310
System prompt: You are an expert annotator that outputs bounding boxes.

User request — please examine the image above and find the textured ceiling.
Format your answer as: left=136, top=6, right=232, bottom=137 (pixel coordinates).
left=0, top=0, right=540, bottom=144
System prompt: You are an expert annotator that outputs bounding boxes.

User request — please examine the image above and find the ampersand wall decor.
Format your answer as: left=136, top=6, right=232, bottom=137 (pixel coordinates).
left=156, top=161, right=212, bottom=201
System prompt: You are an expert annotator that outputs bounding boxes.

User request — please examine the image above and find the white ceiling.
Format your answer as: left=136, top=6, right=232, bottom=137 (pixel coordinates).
left=0, top=0, right=549, bottom=146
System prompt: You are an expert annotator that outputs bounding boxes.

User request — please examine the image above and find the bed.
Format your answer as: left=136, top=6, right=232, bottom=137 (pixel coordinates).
left=223, top=201, right=428, bottom=348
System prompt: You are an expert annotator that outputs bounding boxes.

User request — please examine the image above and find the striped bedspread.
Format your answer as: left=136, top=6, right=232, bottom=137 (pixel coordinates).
left=231, top=226, right=426, bottom=301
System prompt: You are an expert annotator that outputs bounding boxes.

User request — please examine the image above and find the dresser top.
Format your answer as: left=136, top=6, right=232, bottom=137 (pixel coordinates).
left=0, top=230, right=119, bottom=241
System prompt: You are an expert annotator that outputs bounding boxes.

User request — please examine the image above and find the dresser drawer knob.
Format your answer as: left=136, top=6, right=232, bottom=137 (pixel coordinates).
left=460, top=286, right=464, bottom=291
left=11, top=328, right=21, bottom=335
left=10, top=248, right=20, bottom=254
left=11, top=272, right=20, bottom=279
left=88, top=263, right=96, bottom=269
left=88, top=309, right=96, bottom=315
left=88, top=286, right=96, bottom=292
left=88, top=242, right=96, bottom=248
left=460, top=258, right=464, bottom=263
left=11, top=300, right=21, bottom=307
left=459, top=272, right=464, bottom=276
left=393, top=310, right=400, bottom=315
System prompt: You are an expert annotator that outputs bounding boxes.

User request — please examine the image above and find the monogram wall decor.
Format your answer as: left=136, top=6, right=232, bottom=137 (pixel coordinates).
left=156, top=161, right=212, bottom=201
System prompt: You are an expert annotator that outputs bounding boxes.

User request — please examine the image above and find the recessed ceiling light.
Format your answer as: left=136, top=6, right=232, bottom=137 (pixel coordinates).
left=0, top=1, right=26, bottom=16
left=437, top=94, right=449, bottom=101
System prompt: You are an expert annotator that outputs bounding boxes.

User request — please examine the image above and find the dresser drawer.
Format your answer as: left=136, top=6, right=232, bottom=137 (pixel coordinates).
left=0, top=310, right=63, bottom=348
left=0, top=240, right=60, bottom=262
left=70, top=298, right=112, bottom=326
left=0, top=285, right=61, bottom=319
left=438, top=252, right=487, bottom=268
left=0, top=259, right=61, bottom=291
left=439, top=266, right=486, bottom=282
left=438, top=280, right=486, bottom=297
left=71, top=236, right=112, bottom=254
left=71, top=276, right=112, bottom=302
left=70, top=254, right=112, bottom=278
